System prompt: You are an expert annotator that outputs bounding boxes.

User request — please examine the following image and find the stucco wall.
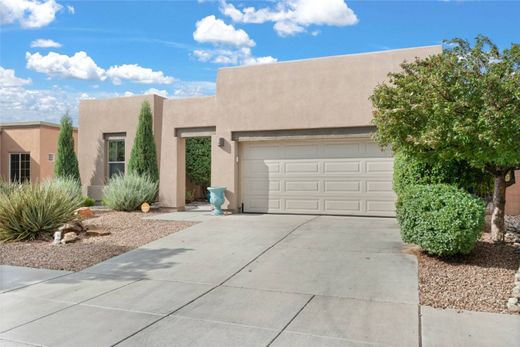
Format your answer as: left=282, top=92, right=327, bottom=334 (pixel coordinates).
left=79, top=95, right=164, bottom=199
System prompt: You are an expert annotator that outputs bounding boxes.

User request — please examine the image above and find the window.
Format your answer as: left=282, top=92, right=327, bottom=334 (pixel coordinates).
left=107, top=138, right=125, bottom=178
left=10, top=153, right=30, bottom=183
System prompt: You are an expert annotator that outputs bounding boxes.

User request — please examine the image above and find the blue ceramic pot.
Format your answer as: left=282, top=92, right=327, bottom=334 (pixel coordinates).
left=208, top=186, right=226, bottom=216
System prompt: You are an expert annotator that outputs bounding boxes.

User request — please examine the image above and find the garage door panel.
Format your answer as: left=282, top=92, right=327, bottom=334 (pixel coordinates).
left=324, top=180, right=361, bottom=192
left=284, top=161, right=319, bottom=175
left=240, top=139, right=396, bottom=217
left=323, top=160, right=361, bottom=174
left=285, top=199, right=320, bottom=212
left=285, top=180, right=320, bottom=192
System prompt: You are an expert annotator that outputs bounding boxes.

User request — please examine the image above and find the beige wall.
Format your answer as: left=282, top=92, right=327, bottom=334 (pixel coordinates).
left=80, top=46, right=445, bottom=210
left=79, top=95, right=164, bottom=199
left=0, top=124, right=77, bottom=182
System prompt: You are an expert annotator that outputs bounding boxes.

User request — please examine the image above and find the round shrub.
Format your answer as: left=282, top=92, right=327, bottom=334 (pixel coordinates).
left=43, top=177, right=82, bottom=200
left=83, top=196, right=96, bottom=207
left=393, top=152, right=492, bottom=197
left=0, top=182, right=83, bottom=241
left=397, top=184, right=485, bottom=256
left=102, top=174, right=158, bottom=211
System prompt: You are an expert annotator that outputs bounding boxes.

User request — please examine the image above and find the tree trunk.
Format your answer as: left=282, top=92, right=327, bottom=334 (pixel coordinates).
left=491, top=173, right=507, bottom=242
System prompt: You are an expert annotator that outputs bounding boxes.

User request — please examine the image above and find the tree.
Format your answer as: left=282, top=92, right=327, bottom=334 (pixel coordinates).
left=371, top=35, right=520, bottom=241
left=186, top=137, right=211, bottom=189
left=128, top=101, right=159, bottom=182
left=55, top=114, right=80, bottom=182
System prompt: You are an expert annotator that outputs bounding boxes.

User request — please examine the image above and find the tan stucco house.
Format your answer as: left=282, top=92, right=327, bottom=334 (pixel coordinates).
left=79, top=46, right=520, bottom=216
left=0, top=121, right=78, bottom=183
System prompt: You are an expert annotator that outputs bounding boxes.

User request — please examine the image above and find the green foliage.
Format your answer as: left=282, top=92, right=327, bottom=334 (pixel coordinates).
left=128, top=101, right=159, bottom=182
left=0, top=179, right=83, bottom=241
left=397, top=184, right=485, bottom=256
left=55, top=114, right=80, bottom=182
left=393, top=152, right=493, bottom=197
left=83, top=196, right=95, bottom=207
left=186, top=137, right=211, bottom=188
left=371, top=35, right=520, bottom=170
left=102, top=174, right=158, bottom=211
left=44, top=177, right=82, bottom=200
left=0, top=180, right=19, bottom=196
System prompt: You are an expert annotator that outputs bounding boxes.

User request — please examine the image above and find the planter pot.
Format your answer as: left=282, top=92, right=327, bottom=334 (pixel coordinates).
left=208, top=186, right=226, bottom=216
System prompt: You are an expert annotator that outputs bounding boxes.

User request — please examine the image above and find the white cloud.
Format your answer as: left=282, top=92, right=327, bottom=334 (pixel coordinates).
left=123, top=91, right=134, bottom=97
left=144, top=88, right=169, bottom=98
left=193, top=15, right=255, bottom=47
left=171, top=80, right=216, bottom=98
left=25, top=51, right=175, bottom=85
left=220, top=0, right=358, bottom=36
left=0, top=85, right=79, bottom=123
left=30, top=38, right=62, bottom=48
left=0, top=0, right=62, bottom=28
left=66, top=5, right=74, bottom=14
left=194, top=47, right=277, bottom=66
left=26, top=51, right=106, bottom=80
left=0, top=66, right=32, bottom=87
left=106, top=64, right=174, bottom=85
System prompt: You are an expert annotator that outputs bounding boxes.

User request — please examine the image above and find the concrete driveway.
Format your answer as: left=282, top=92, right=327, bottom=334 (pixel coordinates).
left=1, top=214, right=518, bottom=346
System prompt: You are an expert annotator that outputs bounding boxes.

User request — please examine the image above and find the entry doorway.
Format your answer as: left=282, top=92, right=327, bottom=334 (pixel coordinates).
left=185, top=137, right=211, bottom=205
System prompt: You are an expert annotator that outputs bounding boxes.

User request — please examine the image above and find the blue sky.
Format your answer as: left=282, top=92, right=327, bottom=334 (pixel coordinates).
left=1, top=0, right=519, bottom=124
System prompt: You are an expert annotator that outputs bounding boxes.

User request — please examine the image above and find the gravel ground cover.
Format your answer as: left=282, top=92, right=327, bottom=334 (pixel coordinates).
left=0, top=211, right=195, bottom=272
left=417, top=216, right=520, bottom=314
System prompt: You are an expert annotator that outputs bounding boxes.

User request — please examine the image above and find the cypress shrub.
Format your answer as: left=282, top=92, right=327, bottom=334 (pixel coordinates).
left=128, top=101, right=159, bottom=182
left=55, top=114, right=80, bottom=182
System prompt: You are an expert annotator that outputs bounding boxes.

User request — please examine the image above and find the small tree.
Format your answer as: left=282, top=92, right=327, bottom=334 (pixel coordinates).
left=371, top=36, right=520, bottom=241
left=128, top=101, right=159, bottom=182
left=55, top=114, right=80, bottom=182
left=186, top=137, right=211, bottom=190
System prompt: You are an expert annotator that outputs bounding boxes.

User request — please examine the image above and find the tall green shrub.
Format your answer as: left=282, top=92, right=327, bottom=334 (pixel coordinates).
left=393, top=152, right=493, bottom=197
left=397, top=184, right=485, bottom=256
left=186, top=137, right=211, bottom=189
left=55, top=114, right=80, bottom=182
left=128, top=101, right=159, bottom=182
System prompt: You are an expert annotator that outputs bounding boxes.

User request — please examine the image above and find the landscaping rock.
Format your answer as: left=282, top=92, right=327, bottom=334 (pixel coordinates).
left=61, top=232, right=79, bottom=244
left=85, top=229, right=111, bottom=237
left=59, top=220, right=86, bottom=235
left=75, top=207, right=95, bottom=218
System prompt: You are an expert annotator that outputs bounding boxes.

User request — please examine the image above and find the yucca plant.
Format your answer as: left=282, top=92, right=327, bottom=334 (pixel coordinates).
left=0, top=181, right=83, bottom=241
left=0, top=180, right=19, bottom=197
left=102, top=174, right=158, bottom=211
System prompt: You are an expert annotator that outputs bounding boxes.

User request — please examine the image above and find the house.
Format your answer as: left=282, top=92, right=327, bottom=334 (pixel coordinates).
left=0, top=121, right=78, bottom=183
left=78, top=46, right=520, bottom=216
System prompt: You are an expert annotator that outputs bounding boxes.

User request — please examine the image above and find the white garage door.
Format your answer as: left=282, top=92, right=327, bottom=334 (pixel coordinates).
left=240, top=138, right=396, bottom=217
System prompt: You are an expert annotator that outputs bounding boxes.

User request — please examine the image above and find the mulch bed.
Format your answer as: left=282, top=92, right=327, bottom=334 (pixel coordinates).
left=417, top=228, right=520, bottom=314
left=0, top=211, right=195, bottom=272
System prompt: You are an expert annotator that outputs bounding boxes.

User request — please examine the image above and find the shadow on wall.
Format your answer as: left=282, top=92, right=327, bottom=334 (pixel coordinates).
left=1, top=132, right=40, bottom=182
left=86, top=135, right=105, bottom=199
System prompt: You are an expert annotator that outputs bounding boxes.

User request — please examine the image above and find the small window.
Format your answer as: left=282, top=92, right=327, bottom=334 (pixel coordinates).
left=48, top=153, right=55, bottom=162
left=107, top=138, right=125, bottom=178
left=10, top=153, right=30, bottom=183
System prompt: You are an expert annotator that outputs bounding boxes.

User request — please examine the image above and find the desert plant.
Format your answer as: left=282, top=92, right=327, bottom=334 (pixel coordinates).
left=83, top=196, right=95, bottom=207
left=55, top=114, right=80, bottom=182
left=0, top=180, right=19, bottom=197
left=397, top=184, right=485, bottom=256
left=102, top=174, right=158, bottom=211
left=128, top=101, right=159, bottom=182
left=44, top=177, right=82, bottom=200
left=0, top=182, right=83, bottom=241
left=393, top=152, right=493, bottom=197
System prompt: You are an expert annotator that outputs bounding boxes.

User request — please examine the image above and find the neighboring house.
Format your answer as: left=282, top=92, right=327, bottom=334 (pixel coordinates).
left=0, top=121, right=78, bottom=183
left=79, top=46, right=520, bottom=216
